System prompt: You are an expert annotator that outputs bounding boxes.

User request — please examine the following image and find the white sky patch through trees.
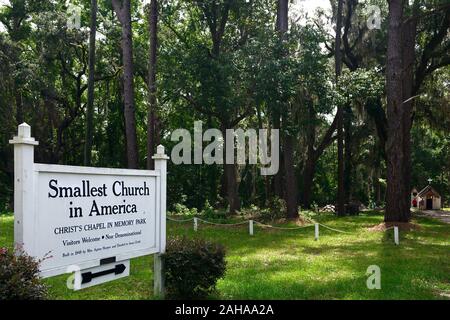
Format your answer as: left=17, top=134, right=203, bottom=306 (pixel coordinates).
left=291, top=0, right=331, bottom=23
left=291, top=1, right=336, bottom=123
left=0, top=0, right=332, bottom=33
left=0, top=0, right=10, bottom=32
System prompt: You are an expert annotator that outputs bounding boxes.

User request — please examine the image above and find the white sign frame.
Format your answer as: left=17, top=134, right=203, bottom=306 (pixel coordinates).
left=10, top=123, right=168, bottom=294
left=33, top=164, right=160, bottom=278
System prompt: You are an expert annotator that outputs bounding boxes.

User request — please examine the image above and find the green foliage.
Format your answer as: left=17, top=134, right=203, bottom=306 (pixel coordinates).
left=338, top=68, right=384, bottom=104
left=411, top=124, right=450, bottom=204
left=0, top=0, right=448, bottom=214
left=265, top=196, right=287, bottom=220
left=238, top=197, right=285, bottom=222
left=0, top=247, right=48, bottom=300
left=239, top=197, right=287, bottom=222
left=239, top=204, right=261, bottom=217
left=173, top=202, right=199, bottom=217
left=163, top=236, right=226, bottom=299
left=200, top=200, right=226, bottom=219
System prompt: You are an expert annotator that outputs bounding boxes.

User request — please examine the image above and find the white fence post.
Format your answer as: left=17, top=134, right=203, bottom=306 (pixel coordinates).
left=249, top=220, right=254, bottom=236
left=315, top=223, right=319, bottom=241
left=394, top=226, right=399, bottom=245
left=9, top=123, right=39, bottom=254
left=153, top=145, right=169, bottom=297
left=194, top=217, right=198, bottom=232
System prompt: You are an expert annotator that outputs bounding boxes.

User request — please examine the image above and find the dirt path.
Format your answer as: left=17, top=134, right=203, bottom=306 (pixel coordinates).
left=416, top=210, right=450, bottom=224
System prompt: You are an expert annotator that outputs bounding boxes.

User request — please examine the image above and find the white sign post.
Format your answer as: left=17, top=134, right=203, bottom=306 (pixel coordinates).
left=194, top=217, right=198, bottom=232
left=152, top=145, right=169, bottom=297
left=9, top=123, right=39, bottom=255
left=10, top=124, right=168, bottom=294
left=394, top=226, right=399, bottom=245
left=315, top=223, right=319, bottom=241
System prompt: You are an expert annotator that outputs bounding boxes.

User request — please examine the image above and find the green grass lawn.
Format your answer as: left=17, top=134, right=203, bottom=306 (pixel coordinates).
left=1, top=211, right=449, bottom=300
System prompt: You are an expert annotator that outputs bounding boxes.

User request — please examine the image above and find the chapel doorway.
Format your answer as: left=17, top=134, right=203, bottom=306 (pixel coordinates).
left=426, top=198, right=433, bottom=210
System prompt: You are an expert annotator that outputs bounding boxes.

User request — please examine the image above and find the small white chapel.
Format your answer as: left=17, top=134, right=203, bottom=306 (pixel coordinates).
left=411, top=180, right=442, bottom=211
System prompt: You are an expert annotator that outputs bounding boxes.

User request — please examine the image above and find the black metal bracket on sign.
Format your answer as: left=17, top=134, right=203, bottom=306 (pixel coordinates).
left=81, top=259, right=126, bottom=285
left=100, top=256, right=116, bottom=265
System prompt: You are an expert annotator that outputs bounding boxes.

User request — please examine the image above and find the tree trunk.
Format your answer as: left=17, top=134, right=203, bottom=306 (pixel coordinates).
left=112, top=0, right=139, bottom=169
left=302, top=154, right=317, bottom=209
left=344, top=103, right=352, bottom=204
left=302, top=98, right=318, bottom=209
left=222, top=126, right=240, bottom=214
left=302, top=101, right=338, bottom=209
left=276, top=0, right=298, bottom=218
left=15, top=90, right=23, bottom=125
left=84, top=0, right=97, bottom=166
left=276, top=0, right=288, bottom=32
left=271, top=1, right=285, bottom=200
left=225, top=163, right=240, bottom=214
left=284, top=135, right=298, bottom=218
left=385, top=0, right=410, bottom=222
left=373, top=140, right=383, bottom=205
left=335, top=0, right=345, bottom=216
left=146, top=0, right=159, bottom=170
left=272, top=114, right=283, bottom=198
left=401, top=16, right=417, bottom=216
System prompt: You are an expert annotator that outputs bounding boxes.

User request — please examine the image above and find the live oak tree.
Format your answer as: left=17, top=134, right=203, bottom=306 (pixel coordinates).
left=261, top=2, right=337, bottom=215
left=295, top=27, right=337, bottom=210
left=316, top=0, right=388, bottom=208
left=160, top=0, right=269, bottom=214
left=318, top=0, right=449, bottom=219
left=191, top=0, right=242, bottom=214
left=385, top=0, right=450, bottom=222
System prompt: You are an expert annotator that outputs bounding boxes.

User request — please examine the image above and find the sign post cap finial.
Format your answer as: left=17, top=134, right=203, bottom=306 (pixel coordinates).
left=152, top=144, right=169, bottom=161
left=18, top=123, right=31, bottom=138
left=9, top=123, right=38, bottom=145
left=157, top=145, right=165, bottom=155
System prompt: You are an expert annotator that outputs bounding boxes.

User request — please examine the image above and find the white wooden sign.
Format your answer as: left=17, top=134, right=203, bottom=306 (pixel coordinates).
left=10, top=124, right=168, bottom=294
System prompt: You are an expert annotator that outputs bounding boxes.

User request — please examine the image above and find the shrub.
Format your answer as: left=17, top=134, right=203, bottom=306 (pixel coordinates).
left=163, top=237, right=226, bottom=299
left=201, top=200, right=215, bottom=217
left=262, top=197, right=286, bottom=221
left=173, top=203, right=198, bottom=217
left=239, top=204, right=261, bottom=218
left=238, top=199, right=287, bottom=222
left=0, top=247, right=48, bottom=300
left=201, top=200, right=227, bottom=221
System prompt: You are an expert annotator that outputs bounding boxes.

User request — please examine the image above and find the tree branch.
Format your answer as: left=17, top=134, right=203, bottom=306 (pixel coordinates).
left=181, top=93, right=221, bottom=119
left=315, top=115, right=338, bottom=158
left=112, top=0, right=125, bottom=24
left=414, top=10, right=450, bottom=93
